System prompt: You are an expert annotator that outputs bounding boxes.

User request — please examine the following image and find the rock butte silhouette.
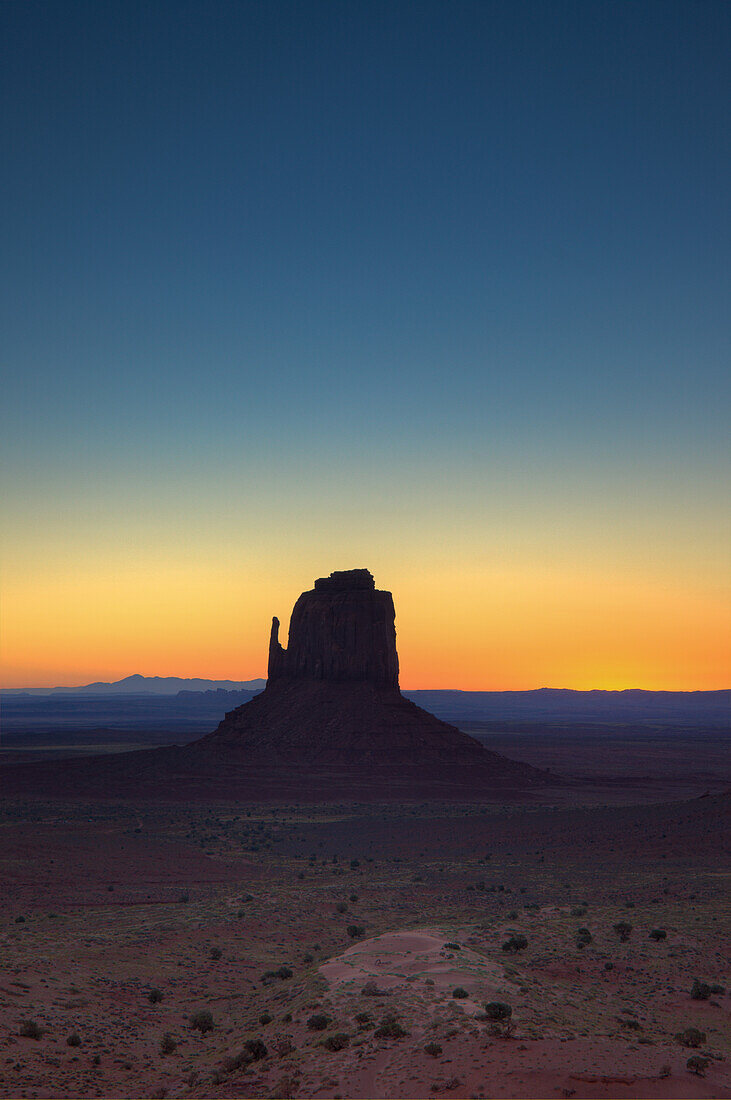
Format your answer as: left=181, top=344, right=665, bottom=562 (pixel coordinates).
left=190, top=569, right=544, bottom=781
left=2, top=569, right=548, bottom=800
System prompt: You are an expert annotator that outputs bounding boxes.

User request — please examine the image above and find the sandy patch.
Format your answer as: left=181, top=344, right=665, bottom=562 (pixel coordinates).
left=320, top=927, right=512, bottom=1011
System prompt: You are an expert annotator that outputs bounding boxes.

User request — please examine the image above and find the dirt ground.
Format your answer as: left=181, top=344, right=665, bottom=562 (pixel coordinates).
left=0, top=786, right=728, bottom=1099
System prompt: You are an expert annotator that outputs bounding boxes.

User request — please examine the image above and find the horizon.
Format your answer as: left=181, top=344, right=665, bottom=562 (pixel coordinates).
left=2, top=2, right=729, bottom=692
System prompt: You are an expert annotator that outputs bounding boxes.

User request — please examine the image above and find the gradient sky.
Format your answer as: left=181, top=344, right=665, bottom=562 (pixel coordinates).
left=1, top=1, right=729, bottom=690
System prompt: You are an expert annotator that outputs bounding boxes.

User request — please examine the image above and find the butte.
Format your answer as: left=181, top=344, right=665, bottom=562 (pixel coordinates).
left=186, top=568, right=547, bottom=796
left=2, top=569, right=548, bottom=800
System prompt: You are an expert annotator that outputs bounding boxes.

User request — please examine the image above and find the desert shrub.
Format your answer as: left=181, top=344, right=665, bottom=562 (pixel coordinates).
left=649, top=928, right=667, bottom=941
left=179, top=891, right=190, bottom=903
left=686, top=1056, right=710, bottom=1076
left=675, top=1027, right=706, bottom=1048
left=374, top=1017, right=408, bottom=1040
left=159, top=1033, right=177, bottom=1055
left=424, top=1042, right=442, bottom=1057
left=190, top=1010, right=214, bottom=1033
left=612, top=921, right=632, bottom=942
left=355, top=1012, right=372, bottom=1027
left=361, top=980, right=386, bottom=996
left=282, top=1013, right=292, bottom=1023
left=659, top=1063, right=671, bottom=1078
left=710, top=982, right=726, bottom=995
left=66, top=1032, right=81, bottom=1047
left=484, top=1002, right=512, bottom=1021
left=576, top=928, right=592, bottom=947
left=570, top=905, right=587, bottom=917
left=322, top=1032, right=350, bottom=1052
left=19, top=1020, right=42, bottom=1039
left=336, top=903, right=348, bottom=913
left=349, top=894, right=359, bottom=903
left=347, top=924, right=365, bottom=938
left=452, top=987, right=469, bottom=999
left=604, top=962, right=614, bottom=971
left=275, top=966, right=292, bottom=979
left=306, top=1013, right=331, bottom=1031
left=259, top=1012, right=272, bottom=1026
left=15, top=916, right=26, bottom=923
left=210, top=947, right=222, bottom=960
left=148, top=988, right=163, bottom=1003
left=501, top=934, right=528, bottom=953
left=691, top=979, right=711, bottom=1001
left=303, top=953, right=314, bottom=964
left=222, top=1039, right=268, bottom=1072
left=444, top=942, right=461, bottom=951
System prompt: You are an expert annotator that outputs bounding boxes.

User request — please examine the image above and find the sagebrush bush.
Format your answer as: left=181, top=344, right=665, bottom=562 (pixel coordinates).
left=190, top=1010, right=214, bottom=1033
left=159, top=1033, right=177, bottom=1055
left=484, top=1002, right=512, bottom=1021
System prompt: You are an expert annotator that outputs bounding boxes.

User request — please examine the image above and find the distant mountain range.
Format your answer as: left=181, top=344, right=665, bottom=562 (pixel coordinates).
left=2, top=674, right=267, bottom=696
left=1, top=677, right=728, bottom=729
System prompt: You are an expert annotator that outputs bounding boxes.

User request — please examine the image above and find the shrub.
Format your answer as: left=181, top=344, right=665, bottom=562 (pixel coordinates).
left=349, top=894, right=359, bottom=903
left=612, top=922, right=632, bottom=942
left=148, top=988, right=163, bottom=1003
left=576, top=928, right=592, bottom=947
left=501, top=934, right=528, bottom=953
left=374, top=1018, right=408, bottom=1040
left=179, top=891, right=190, bottom=904
left=303, top=953, right=314, bottom=964
left=276, top=966, right=293, bottom=979
left=355, top=1012, right=372, bottom=1027
left=570, top=905, right=587, bottom=917
left=484, top=1002, right=512, bottom=1021
left=336, top=903, right=348, bottom=913
left=322, top=1033, right=350, bottom=1052
left=19, top=1020, right=42, bottom=1039
left=190, top=1010, right=214, bottom=1033
left=710, top=983, right=726, bottom=995
left=66, top=1032, right=81, bottom=1047
left=691, top=980, right=711, bottom=1001
left=222, top=1039, right=268, bottom=1072
left=675, top=1027, right=706, bottom=1048
left=159, top=1033, right=177, bottom=1055
left=452, top=987, right=469, bottom=999
left=424, top=1042, right=442, bottom=1057
left=659, top=1063, right=671, bottom=1079
left=649, top=929, right=667, bottom=941
left=307, top=1013, right=331, bottom=1031
left=347, top=924, right=365, bottom=939
left=687, top=1056, right=710, bottom=1076
left=361, top=980, right=385, bottom=996
left=444, top=941, right=461, bottom=950
left=210, top=947, right=222, bottom=960
left=259, top=1013, right=272, bottom=1025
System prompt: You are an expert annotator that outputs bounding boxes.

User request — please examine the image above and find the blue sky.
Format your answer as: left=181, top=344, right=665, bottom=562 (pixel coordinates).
left=1, top=1, right=729, bottom=688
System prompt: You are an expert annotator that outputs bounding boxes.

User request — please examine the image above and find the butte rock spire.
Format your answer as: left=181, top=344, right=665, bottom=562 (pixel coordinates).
left=194, top=569, right=546, bottom=788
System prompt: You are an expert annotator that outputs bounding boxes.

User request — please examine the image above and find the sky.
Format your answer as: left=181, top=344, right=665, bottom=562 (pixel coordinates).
left=1, top=0, right=729, bottom=690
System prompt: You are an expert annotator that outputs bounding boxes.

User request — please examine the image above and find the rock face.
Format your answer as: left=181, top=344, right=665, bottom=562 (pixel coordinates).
left=195, top=569, right=547, bottom=788
left=267, top=569, right=399, bottom=687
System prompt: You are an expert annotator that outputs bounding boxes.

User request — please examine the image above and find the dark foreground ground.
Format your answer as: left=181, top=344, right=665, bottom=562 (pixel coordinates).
left=0, top=772, right=729, bottom=1099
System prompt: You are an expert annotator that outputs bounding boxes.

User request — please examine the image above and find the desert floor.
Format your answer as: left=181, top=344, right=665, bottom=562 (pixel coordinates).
left=0, top=779, right=729, bottom=1099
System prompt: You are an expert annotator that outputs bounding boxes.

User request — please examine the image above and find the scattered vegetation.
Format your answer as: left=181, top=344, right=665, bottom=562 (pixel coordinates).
left=374, top=1014, right=408, bottom=1040
left=190, top=1010, right=214, bottom=1033
left=687, top=1056, right=710, bottom=1076
left=159, top=1033, right=177, bottom=1055
left=675, top=1027, right=706, bottom=1048
left=222, top=1039, right=268, bottom=1072
left=501, top=934, right=528, bottom=953
left=424, top=1042, right=443, bottom=1057
left=612, top=921, right=632, bottom=942
left=322, top=1032, right=350, bottom=1051
left=444, top=941, right=461, bottom=950
left=306, top=1013, right=331, bottom=1031
left=576, top=927, right=592, bottom=947
left=19, top=1020, right=43, bottom=1039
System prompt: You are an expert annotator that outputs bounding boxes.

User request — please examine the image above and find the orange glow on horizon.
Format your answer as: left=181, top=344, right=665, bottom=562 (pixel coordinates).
left=1, top=561, right=728, bottom=692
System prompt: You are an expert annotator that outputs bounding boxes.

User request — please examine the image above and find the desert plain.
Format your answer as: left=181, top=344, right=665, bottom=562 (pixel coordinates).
left=1, top=731, right=728, bottom=1100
